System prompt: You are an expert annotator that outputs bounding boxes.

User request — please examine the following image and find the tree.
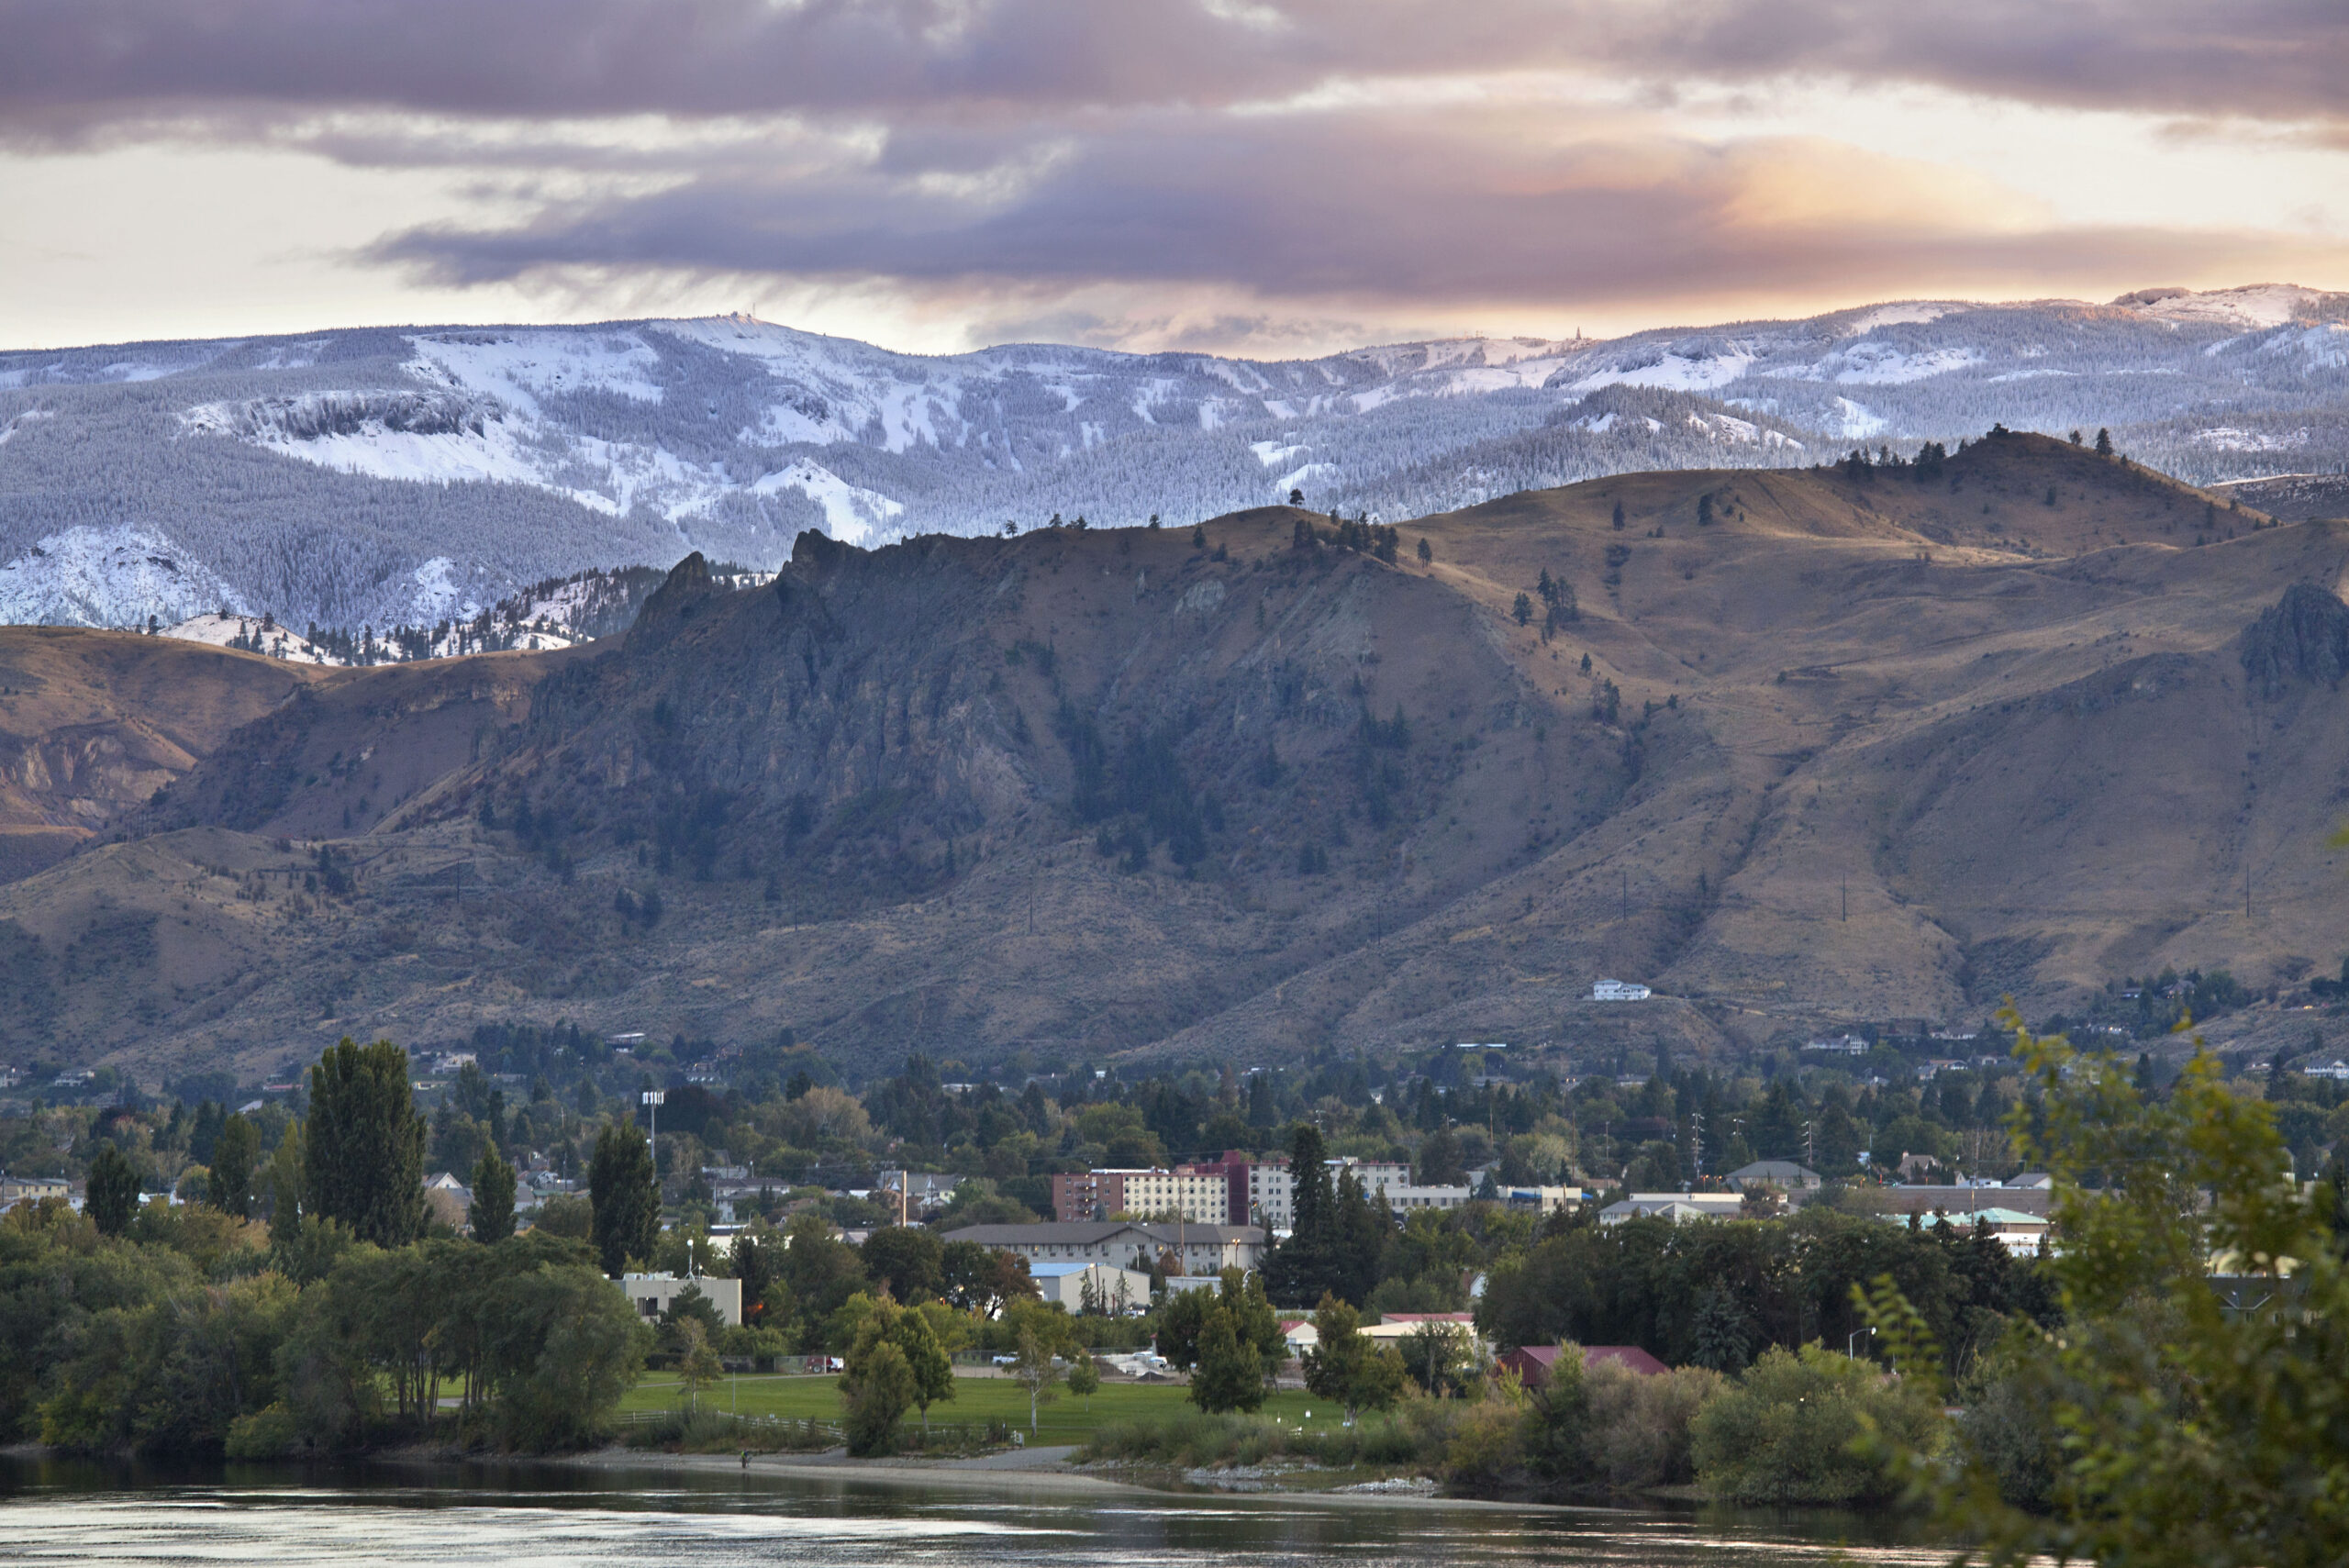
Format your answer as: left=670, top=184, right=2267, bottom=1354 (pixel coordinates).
left=1399, top=1321, right=1476, bottom=1398
left=1416, top=537, right=1431, bottom=565
left=1287, top=487, right=1304, bottom=506
left=675, top=1318, right=723, bottom=1408
left=1512, top=592, right=1533, bottom=627
left=1863, top=1008, right=2349, bottom=1566
left=589, top=1123, right=660, bottom=1276
left=2094, top=427, right=2114, bottom=457
left=1066, top=1354, right=1101, bottom=1410
left=470, top=1148, right=517, bottom=1242
left=841, top=1334, right=916, bottom=1455
left=1187, top=1299, right=1265, bottom=1413
left=1301, top=1293, right=1401, bottom=1421
left=862, top=1225, right=944, bottom=1303
left=87, top=1142, right=140, bottom=1238
left=208, top=1113, right=260, bottom=1219
left=1262, top=1123, right=1341, bottom=1307
left=305, top=1038, right=427, bottom=1247
left=1611, top=500, right=1626, bottom=529
left=1691, top=1343, right=1938, bottom=1504
left=891, top=1304, right=955, bottom=1433
left=1009, top=1323, right=1060, bottom=1432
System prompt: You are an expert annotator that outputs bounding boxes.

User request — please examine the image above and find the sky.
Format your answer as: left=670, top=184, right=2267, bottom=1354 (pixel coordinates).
left=2, top=0, right=2345, bottom=357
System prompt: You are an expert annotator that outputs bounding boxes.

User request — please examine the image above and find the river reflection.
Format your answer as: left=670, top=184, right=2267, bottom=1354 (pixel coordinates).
left=0, top=1455, right=1949, bottom=1568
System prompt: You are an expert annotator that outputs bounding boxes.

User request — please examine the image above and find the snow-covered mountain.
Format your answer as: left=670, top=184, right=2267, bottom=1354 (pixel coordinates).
left=0, top=284, right=2342, bottom=633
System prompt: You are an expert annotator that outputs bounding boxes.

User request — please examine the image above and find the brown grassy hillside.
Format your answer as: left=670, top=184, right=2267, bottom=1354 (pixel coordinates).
left=4, top=429, right=2344, bottom=1084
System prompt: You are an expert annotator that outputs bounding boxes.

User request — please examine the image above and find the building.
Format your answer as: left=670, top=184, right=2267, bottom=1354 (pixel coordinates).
left=941, top=1220, right=1265, bottom=1276
left=1725, top=1160, right=1822, bottom=1191
left=2302, top=1059, right=2349, bottom=1081
left=1499, top=1343, right=1669, bottom=1386
left=1277, top=1318, right=1319, bottom=1357
left=1494, top=1185, right=1582, bottom=1214
left=1026, top=1262, right=1152, bottom=1313
left=618, top=1273, right=743, bottom=1326
left=1591, top=979, right=1651, bottom=1001
left=0, top=1174, right=68, bottom=1206
left=1372, top=1184, right=1475, bottom=1213
left=423, top=1171, right=472, bottom=1229
left=1361, top=1311, right=1478, bottom=1345
left=1050, top=1167, right=1230, bottom=1225
left=1804, top=1034, right=1870, bottom=1054
left=1598, top=1192, right=1746, bottom=1225
left=1879, top=1183, right=2052, bottom=1218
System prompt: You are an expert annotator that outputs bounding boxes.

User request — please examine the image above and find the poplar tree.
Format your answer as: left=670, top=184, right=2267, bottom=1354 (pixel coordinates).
left=470, top=1148, right=517, bottom=1242
left=590, top=1122, right=661, bottom=1275
left=87, top=1143, right=140, bottom=1237
left=306, top=1038, right=427, bottom=1247
left=207, top=1113, right=260, bottom=1218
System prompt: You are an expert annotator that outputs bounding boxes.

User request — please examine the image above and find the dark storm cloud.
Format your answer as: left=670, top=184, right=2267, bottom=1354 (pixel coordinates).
left=360, top=106, right=2342, bottom=309
left=1, top=0, right=2342, bottom=132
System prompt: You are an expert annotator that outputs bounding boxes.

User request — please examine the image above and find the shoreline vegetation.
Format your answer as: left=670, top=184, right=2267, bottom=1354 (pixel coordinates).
left=7, top=1014, right=2345, bottom=1561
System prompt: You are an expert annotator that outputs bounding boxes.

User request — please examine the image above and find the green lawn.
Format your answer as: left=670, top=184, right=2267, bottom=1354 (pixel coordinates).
left=620, top=1371, right=1351, bottom=1446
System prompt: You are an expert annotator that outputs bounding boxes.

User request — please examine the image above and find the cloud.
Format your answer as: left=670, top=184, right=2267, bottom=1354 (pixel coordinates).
left=356, top=103, right=2349, bottom=324
left=0, top=1, right=2342, bottom=134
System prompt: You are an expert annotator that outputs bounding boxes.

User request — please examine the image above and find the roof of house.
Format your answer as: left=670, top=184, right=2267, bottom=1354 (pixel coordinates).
left=1727, top=1160, right=1822, bottom=1184
left=1378, top=1312, right=1474, bottom=1324
left=1503, top=1343, right=1670, bottom=1376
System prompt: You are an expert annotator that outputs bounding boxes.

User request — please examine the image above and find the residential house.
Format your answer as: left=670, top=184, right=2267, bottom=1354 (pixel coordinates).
left=1591, top=979, right=1652, bottom=1001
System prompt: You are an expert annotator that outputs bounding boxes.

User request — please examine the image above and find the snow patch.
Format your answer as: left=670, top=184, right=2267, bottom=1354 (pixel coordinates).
left=0, top=526, right=246, bottom=628
left=1831, top=397, right=1887, bottom=439
left=751, top=459, right=904, bottom=546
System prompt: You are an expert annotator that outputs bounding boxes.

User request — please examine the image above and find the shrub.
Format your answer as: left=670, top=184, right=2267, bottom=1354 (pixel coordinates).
left=1690, top=1344, right=1938, bottom=1505
left=1583, top=1361, right=1724, bottom=1491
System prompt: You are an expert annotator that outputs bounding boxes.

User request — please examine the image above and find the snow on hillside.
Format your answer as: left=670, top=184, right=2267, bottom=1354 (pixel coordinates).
left=0, top=527, right=246, bottom=628
left=2, top=284, right=2343, bottom=638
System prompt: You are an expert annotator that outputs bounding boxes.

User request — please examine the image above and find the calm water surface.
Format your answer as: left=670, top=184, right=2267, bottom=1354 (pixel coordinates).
left=0, top=1455, right=1946, bottom=1568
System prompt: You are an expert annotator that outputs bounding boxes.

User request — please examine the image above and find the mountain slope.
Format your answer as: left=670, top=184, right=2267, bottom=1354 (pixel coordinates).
left=1, top=286, right=2341, bottom=635
left=0, top=434, right=2343, bottom=1084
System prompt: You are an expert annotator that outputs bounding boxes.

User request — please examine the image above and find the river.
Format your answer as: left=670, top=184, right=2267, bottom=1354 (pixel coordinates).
left=0, top=1454, right=1951, bottom=1568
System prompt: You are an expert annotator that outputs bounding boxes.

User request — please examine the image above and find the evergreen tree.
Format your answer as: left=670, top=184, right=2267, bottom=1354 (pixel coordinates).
left=470, top=1147, right=517, bottom=1242
left=207, top=1112, right=260, bottom=1218
left=1262, top=1123, right=1340, bottom=1306
left=2094, top=428, right=2114, bottom=457
left=589, top=1123, right=661, bottom=1276
left=1416, top=537, right=1432, bottom=565
left=305, top=1038, right=427, bottom=1247
left=87, top=1142, right=140, bottom=1237
left=1512, top=592, right=1533, bottom=626
left=1612, top=500, right=1626, bottom=529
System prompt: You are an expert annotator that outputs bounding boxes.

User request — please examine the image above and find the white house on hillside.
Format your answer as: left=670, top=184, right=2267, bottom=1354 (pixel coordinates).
left=1591, top=979, right=1651, bottom=1001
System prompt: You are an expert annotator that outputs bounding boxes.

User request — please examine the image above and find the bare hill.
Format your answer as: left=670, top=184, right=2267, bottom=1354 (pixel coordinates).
left=5, top=431, right=2346, bottom=1084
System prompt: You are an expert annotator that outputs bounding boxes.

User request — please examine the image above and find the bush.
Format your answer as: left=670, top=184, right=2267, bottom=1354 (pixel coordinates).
left=1690, top=1345, right=1939, bottom=1505
left=621, top=1408, right=838, bottom=1453
left=225, top=1402, right=302, bottom=1459
left=1582, top=1361, right=1724, bottom=1491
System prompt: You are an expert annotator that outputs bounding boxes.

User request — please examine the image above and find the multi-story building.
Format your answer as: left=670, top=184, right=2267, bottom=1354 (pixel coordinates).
left=1049, top=1167, right=1230, bottom=1225
left=941, top=1220, right=1266, bottom=1276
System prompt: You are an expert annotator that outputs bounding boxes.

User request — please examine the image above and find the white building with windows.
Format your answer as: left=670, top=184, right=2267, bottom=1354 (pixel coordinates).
left=1591, top=979, right=1651, bottom=1001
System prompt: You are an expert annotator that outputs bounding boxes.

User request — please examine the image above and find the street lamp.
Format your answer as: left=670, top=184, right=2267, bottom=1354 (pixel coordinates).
left=642, top=1089, right=665, bottom=1169
left=1848, top=1326, right=1876, bottom=1360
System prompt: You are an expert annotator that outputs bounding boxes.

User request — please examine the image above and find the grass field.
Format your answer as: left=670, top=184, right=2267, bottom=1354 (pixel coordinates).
left=619, top=1372, right=1350, bottom=1447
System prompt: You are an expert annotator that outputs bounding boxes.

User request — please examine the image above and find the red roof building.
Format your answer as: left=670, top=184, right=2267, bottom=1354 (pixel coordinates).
left=1498, top=1343, right=1670, bottom=1386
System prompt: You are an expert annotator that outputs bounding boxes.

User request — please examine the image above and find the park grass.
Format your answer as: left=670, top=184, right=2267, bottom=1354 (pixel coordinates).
left=619, top=1371, right=1354, bottom=1449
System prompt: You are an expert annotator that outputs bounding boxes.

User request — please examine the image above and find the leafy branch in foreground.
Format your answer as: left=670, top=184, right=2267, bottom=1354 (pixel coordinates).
left=1861, top=1006, right=2349, bottom=1566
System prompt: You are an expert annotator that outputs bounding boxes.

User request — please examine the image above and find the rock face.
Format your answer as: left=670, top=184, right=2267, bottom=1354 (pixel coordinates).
left=2242, top=583, right=2349, bottom=697
left=5, top=434, right=2349, bottom=1084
